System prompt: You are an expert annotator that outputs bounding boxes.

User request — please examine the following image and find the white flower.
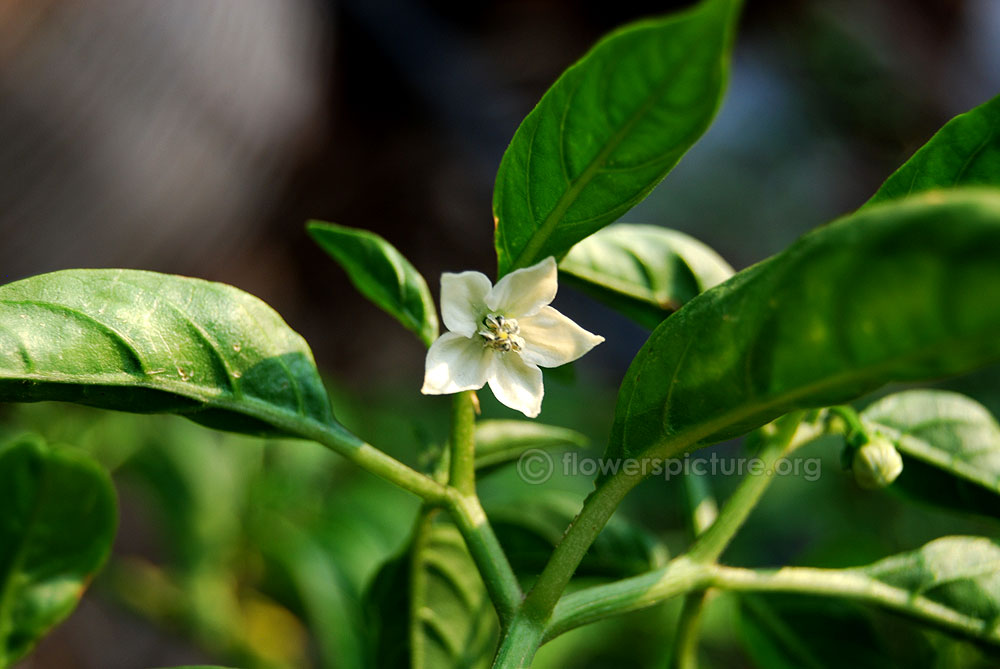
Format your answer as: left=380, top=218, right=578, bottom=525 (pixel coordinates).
left=421, top=257, right=604, bottom=418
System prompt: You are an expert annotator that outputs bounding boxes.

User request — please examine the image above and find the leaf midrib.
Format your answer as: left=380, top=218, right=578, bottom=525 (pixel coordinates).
left=626, top=329, right=1000, bottom=465
left=505, top=16, right=723, bottom=272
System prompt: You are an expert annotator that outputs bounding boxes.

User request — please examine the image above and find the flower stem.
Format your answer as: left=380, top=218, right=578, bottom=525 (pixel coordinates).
left=446, top=491, right=523, bottom=625
left=450, top=390, right=478, bottom=496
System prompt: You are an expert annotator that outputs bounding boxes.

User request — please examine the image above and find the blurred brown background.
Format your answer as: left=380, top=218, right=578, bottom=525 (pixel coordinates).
left=1, top=2, right=999, bottom=666
left=2, top=0, right=998, bottom=389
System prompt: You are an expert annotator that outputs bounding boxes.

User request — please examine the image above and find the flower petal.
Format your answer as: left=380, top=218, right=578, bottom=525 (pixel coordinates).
left=486, top=256, right=557, bottom=318
left=518, top=306, right=605, bottom=368
left=441, top=271, right=492, bottom=336
left=421, top=332, right=493, bottom=394
left=488, top=354, right=544, bottom=418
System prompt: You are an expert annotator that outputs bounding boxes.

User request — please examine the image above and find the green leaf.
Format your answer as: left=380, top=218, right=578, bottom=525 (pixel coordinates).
left=474, top=420, right=587, bottom=474
left=864, top=536, right=1000, bottom=642
left=559, top=223, right=734, bottom=329
left=861, top=390, right=1000, bottom=517
left=366, top=511, right=498, bottom=669
left=0, top=269, right=335, bottom=436
left=493, top=0, right=741, bottom=276
left=307, top=221, right=439, bottom=347
left=738, top=595, right=900, bottom=669
left=607, top=189, right=1000, bottom=469
left=488, top=491, right=668, bottom=579
left=0, top=435, right=117, bottom=666
left=867, top=95, right=1000, bottom=206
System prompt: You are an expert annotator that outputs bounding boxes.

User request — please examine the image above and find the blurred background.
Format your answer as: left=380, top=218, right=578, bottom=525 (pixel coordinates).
left=2, top=0, right=1000, bottom=667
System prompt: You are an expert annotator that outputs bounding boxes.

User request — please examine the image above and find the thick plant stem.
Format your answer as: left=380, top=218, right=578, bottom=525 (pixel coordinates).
left=545, top=557, right=712, bottom=642
left=450, top=390, right=478, bottom=495
left=492, top=615, right=546, bottom=669
left=447, top=491, right=523, bottom=626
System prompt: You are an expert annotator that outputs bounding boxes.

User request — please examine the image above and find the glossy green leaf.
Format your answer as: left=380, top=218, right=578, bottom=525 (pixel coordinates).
left=864, top=536, right=1000, bottom=642
left=0, top=269, right=335, bottom=436
left=0, top=435, right=117, bottom=666
left=607, top=190, right=1000, bottom=469
left=867, top=95, right=1000, bottom=206
left=366, top=511, right=497, bottom=669
left=738, top=595, right=899, bottom=669
left=488, top=491, right=668, bottom=579
left=307, top=221, right=439, bottom=347
left=559, top=223, right=734, bottom=329
left=861, top=390, right=1000, bottom=517
left=474, top=420, right=587, bottom=474
left=493, top=0, right=741, bottom=276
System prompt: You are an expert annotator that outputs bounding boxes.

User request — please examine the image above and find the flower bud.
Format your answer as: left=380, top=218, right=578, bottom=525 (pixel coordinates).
left=852, top=436, right=903, bottom=490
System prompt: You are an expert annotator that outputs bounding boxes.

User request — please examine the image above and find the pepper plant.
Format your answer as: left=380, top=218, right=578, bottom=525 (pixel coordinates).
left=3, top=0, right=1000, bottom=666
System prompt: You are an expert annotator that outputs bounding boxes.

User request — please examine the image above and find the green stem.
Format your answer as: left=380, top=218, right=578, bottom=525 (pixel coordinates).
left=267, top=413, right=450, bottom=503
left=545, top=557, right=712, bottom=642
left=828, top=405, right=867, bottom=442
left=491, top=615, right=546, bottom=669
left=709, top=565, right=1000, bottom=647
left=671, top=590, right=709, bottom=669
left=669, top=469, right=718, bottom=669
left=545, top=560, right=1000, bottom=649
left=523, top=469, right=645, bottom=621
left=446, top=491, right=523, bottom=625
left=687, top=412, right=812, bottom=563
left=450, top=390, right=477, bottom=495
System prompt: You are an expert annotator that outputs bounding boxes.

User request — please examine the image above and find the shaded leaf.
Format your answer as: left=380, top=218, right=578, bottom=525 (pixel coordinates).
left=560, top=223, right=734, bottom=329
left=738, top=595, right=916, bottom=669
left=308, top=221, right=439, bottom=347
left=867, top=95, right=1000, bottom=206
left=493, top=0, right=741, bottom=276
left=0, top=269, right=336, bottom=436
left=474, top=420, right=587, bottom=474
left=366, top=511, right=497, bottom=669
left=862, top=390, right=1000, bottom=517
left=607, top=190, right=1000, bottom=470
left=0, top=435, right=117, bottom=666
left=488, top=491, right=668, bottom=579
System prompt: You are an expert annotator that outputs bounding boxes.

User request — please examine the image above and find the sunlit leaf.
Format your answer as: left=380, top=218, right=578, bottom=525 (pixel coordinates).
left=493, top=0, right=741, bottom=276
left=607, top=190, right=1000, bottom=471
left=308, top=221, right=439, bottom=347
left=0, top=269, right=336, bottom=437
left=867, top=95, right=1000, bottom=206
left=560, top=223, right=734, bottom=328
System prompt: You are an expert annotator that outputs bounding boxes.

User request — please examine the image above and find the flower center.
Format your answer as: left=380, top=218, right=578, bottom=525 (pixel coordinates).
left=479, top=313, right=524, bottom=353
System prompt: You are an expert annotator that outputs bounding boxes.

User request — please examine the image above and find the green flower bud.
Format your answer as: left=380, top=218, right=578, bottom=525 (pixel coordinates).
left=852, top=436, right=903, bottom=490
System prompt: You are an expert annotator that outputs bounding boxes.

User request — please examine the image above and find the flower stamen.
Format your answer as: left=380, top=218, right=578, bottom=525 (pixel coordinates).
left=479, top=313, right=524, bottom=353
